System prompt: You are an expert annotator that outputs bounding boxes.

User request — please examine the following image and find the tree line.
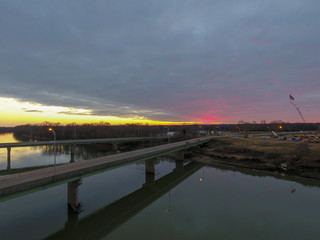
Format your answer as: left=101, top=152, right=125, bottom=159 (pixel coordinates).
left=0, top=127, right=14, bottom=133
left=7, top=121, right=320, bottom=141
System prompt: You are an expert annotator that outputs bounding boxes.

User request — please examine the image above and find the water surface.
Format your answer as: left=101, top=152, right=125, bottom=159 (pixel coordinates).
left=0, top=133, right=320, bottom=240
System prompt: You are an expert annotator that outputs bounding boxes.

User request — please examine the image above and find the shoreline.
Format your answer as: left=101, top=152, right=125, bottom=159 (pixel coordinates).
left=191, top=137, right=320, bottom=180
left=192, top=156, right=320, bottom=190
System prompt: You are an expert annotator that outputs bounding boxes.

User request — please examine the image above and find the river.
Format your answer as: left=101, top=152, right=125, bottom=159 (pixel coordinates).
left=0, top=133, right=320, bottom=240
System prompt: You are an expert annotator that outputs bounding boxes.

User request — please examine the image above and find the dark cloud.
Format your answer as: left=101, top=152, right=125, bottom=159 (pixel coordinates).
left=57, top=110, right=91, bottom=116
left=1, top=0, right=319, bottom=122
left=22, top=109, right=43, bottom=113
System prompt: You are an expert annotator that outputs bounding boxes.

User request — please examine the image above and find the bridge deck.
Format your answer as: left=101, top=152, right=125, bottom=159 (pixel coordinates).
left=0, top=136, right=168, bottom=148
left=0, top=137, right=212, bottom=199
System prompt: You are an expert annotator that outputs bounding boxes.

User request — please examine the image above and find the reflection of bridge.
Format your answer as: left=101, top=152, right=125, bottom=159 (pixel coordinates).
left=0, top=137, right=212, bottom=208
left=44, top=160, right=203, bottom=240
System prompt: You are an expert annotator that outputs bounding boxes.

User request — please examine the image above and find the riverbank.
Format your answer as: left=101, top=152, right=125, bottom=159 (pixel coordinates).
left=192, top=137, right=320, bottom=179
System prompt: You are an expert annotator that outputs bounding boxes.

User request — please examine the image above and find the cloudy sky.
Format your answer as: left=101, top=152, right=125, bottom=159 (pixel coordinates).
left=0, top=0, right=319, bottom=126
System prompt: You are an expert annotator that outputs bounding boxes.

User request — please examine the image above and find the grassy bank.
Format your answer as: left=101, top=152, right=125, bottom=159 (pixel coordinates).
left=192, top=137, right=320, bottom=179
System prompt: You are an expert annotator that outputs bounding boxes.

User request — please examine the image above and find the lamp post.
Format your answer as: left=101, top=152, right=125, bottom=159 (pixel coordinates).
left=49, top=128, right=57, bottom=179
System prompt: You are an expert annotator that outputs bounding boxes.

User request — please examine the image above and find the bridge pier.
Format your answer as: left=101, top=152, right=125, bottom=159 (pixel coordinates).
left=70, top=145, right=75, bottom=163
left=145, top=160, right=155, bottom=184
left=175, top=151, right=185, bottom=161
left=112, top=143, right=118, bottom=151
left=167, top=150, right=185, bottom=161
left=7, top=147, right=11, bottom=170
left=68, top=179, right=82, bottom=213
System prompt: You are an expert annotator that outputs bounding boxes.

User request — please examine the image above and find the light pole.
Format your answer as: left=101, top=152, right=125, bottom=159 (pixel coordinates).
left=49, top=128, right=57, bottom=179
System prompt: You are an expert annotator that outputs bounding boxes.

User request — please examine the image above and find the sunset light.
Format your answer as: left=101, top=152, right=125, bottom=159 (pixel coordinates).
left=1, top=1, right=320, bottom=239
left=0, top=0, right=319, bottom=126
left=0, top=97, right=196, bottom=126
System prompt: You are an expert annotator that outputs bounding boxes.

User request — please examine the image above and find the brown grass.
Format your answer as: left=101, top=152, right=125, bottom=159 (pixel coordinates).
left=193, top=136, right=320, bottom=179
left=216, top=137, right=320, bottom=157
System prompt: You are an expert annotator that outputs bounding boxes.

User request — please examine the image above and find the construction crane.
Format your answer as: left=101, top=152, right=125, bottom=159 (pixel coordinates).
left=289, top=99, right=306, bottom=124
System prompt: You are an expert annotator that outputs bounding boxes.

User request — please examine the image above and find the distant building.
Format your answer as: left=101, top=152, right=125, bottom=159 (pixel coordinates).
left=197, top=130, right=209, bottom=136
left=261, top=136, right=270, bottom=139
left=167, top=131, right=177, bottom=137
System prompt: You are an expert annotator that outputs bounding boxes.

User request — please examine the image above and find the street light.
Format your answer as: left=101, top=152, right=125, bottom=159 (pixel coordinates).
left=49, top=128, right=57, bottom=179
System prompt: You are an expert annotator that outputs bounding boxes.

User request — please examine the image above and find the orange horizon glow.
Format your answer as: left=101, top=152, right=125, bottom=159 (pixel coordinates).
left=0, top=97, right=201, bottom=127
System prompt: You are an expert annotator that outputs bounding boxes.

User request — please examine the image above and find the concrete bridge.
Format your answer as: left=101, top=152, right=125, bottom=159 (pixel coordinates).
left=0, top=136, right=169, bottom=169
left=0, top=164, right=56, bottom=176
left=0, top=137, right=212, bottom=210
left=0, top=136, right=169, bottom=149
left=44, top=161, right=203, bottom=239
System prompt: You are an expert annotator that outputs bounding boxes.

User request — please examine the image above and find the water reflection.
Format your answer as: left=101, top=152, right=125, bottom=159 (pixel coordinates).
left=1, top=156, right=320, bottom=239
left=44, top=161, right=202, bottom=240
left=0, top=143, right=117, bottom=168
left=2, top=133, right=320, bottom=239
left=202, top=161, right=320, bottom=190
left=0, top=133, right=165, bottom=173
left=0, top=133, right=18, bottom=143
left=40, top=144, right=116, bottom=161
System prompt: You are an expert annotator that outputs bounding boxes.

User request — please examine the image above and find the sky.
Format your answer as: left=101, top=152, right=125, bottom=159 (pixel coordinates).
left=0, top=0, right=319, bottom=126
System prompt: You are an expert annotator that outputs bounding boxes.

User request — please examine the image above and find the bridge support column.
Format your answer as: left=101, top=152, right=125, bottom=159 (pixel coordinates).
left=68, top=179, right=82, bottom=213
left=145, top=160, right=155, bottom=184
left=169, top=150, right=184, bottom=161
left=7, top=147, right=11, bottom=170
left=177, top=151, right=185, bottom=161
left=112, top=143, right=118, bottom=151
left=70, top=145, right=75, bottom=163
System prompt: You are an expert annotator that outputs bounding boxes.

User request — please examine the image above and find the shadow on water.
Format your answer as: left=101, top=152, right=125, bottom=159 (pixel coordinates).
left=44, top=161, right=203, bottom=240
